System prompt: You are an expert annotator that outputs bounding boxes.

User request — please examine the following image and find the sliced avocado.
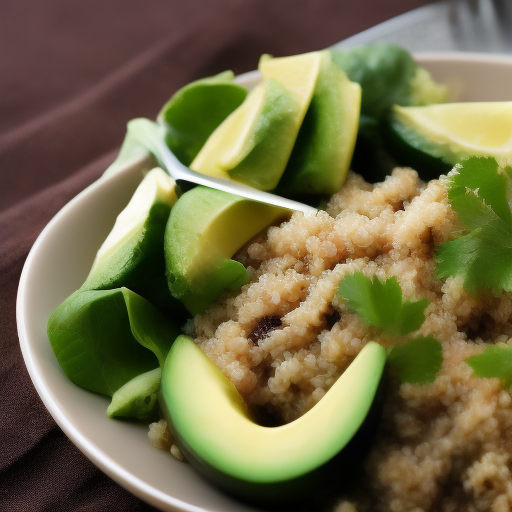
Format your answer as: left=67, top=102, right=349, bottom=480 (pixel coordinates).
left=82, top=168, right=184, bottom=314
left=159, top=71, right=248, bottom=166
left=164, top=186, right=289, bottom=316
left=383, top=102, right=512, bottom=180
left=191, top=52, right=323, bottom=191
left=190, top=79, right=300, bottom=190
left=258, top=51, right=321, bottom=120
left=47, top=288, right=180, bottom=397
left=160, top=335, right=387, bottom=502
left=107, top=367, right=161, bottom=421
left=277, top=51, right=361, bottom=196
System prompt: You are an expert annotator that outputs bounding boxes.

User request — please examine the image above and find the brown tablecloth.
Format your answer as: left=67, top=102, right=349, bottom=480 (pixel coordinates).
left=0, top=1, right=432, bottom=510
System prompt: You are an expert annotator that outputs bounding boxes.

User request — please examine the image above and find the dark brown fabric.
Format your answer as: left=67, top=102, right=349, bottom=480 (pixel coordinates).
left=0, top=1, right=432, bottom=510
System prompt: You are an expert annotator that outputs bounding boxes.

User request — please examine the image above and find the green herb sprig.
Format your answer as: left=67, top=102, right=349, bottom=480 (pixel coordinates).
left=435, top=156, right=512, bottom=295
left=466, top=344, right=512, bottom=389
left=338, top=272, right=442, bottom=384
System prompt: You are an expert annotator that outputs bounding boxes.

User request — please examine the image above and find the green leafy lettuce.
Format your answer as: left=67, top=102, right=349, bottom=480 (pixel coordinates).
left=338, top=271, right=442, bottom=384
left=48, top=288, right=180, bottom=397
left=435, top=156, right=512, bottom=294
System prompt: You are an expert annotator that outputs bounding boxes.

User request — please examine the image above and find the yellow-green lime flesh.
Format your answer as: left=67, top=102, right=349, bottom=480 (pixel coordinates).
left=387, top=102, right=512, bottom=175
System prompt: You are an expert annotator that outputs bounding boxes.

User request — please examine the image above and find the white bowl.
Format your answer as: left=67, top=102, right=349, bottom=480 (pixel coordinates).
left=17, top=53, right=512, bottom=512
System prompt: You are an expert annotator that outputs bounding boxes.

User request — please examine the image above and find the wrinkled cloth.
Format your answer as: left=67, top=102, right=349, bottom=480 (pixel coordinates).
left=0, top=1, right=431, bottom=510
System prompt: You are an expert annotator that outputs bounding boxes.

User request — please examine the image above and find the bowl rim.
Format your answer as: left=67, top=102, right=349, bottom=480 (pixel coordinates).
left=16, top=51, right=512, bottom=512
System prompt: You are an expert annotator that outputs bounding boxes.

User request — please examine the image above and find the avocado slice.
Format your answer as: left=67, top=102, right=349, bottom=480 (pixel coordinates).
left=160, top=335, right=387, bottom=502
left=164, top=186, right=289, bottom=316
left=277, top=51, right=362, bottom=197
left=330, top=44, right=448, bottom=183
left=159, top=71, right=248, bottom=166
left=107, top=367, right=161, bottom=421
left=190, top=79, right=300, bottom=190
left=190, top=52, right=323, bottom=191
left=82, top=167, right=185, bottom=314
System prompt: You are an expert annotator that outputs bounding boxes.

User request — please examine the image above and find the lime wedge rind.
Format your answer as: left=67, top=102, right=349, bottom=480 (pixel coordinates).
left=391, top=103, right=512, bottom=168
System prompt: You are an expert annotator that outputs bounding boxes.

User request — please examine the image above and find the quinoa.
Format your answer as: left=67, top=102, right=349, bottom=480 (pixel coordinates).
left=180, top=168, right=512, bottom=511
left=148, top=419, right=184, bottom=461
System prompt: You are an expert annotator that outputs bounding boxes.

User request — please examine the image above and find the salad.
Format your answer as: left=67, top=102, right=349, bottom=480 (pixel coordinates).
left=47, top=44, right=512, bottom=511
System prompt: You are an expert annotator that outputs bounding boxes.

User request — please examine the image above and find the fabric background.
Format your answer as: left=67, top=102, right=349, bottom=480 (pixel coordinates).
left=0, top=1, right=432, bottom=510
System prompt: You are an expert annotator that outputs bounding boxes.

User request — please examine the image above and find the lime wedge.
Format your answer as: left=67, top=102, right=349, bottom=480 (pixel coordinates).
left=385, top=102, right=512, bottom=178
left=191, top=52, right=323, bottom=191
left=190, top=79, right=299, bottom=190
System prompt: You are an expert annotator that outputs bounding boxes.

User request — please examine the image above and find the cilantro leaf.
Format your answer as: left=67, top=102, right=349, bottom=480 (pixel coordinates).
left=466, top=344, right=512, bottom=389
left=436, top=157, right=512, bottom=294
left=387, top=336, right=443, bottom=384
left=447, top=156, right=512, bottom=227
left=337, top=272, right=429, bottom=336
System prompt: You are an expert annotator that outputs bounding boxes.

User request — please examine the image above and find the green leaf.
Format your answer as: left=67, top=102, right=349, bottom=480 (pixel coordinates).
left=447, top=156, right=512, bottom=227
left=47, top=288, right=180, bottom=396
left=159, top=71, right=248, bottom=166
left=436, top=157, right=512, bottom=294
left=103, top=118, right=166, bottom=177
left=104, top=73, right=247, bottom=176
left=337, top=271, right=429, bottom=337
left=330, top=44, right=418, bottom=118
left=330, top=44, right=446, bottom=183
left=466, top=344, right=512, bottom=389
left=123, top=289, right=181, bottom=367
left=388, top=336, right=443, bottom=384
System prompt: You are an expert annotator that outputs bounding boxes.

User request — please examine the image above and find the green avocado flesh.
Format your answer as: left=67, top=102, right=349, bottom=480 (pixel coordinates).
left=107, top=367, right=161, bottom=421
left=164, top=186, right=289, bottom=315
left=190, top=79, right=300, bottom=190
left=82, top=168, right=181, bottom=312
left=277, top=51, right=362, bottom=196
left=159, top=71, right=248, bottom=166
left=191, top=52, right=324, bottom=191
left=160, top=335, right=387, bottom=501
left=48, top=288, right=180, bottom=398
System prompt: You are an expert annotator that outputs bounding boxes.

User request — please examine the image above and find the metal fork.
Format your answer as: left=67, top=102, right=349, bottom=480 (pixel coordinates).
left=155, top=136, right=317, bottom=215
left=333, top=0, right=512, bottom=54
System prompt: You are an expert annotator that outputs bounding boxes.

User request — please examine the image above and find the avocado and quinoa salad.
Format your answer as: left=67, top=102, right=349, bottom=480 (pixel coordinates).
left=47, top=44, right=512, bottom=511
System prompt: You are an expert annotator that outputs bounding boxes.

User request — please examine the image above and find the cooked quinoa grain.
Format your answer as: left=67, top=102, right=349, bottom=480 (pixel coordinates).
left=181, top=168, right=512, bottom=511
left=148, top=419, right=184, bottom=461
